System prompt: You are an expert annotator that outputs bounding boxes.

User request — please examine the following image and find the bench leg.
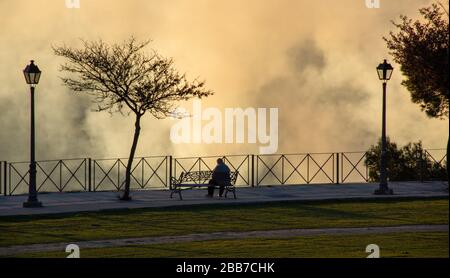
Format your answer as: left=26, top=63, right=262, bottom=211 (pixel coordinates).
left=170, top=188, right=183, bottom=200
left=225, top=187, right=236, bottom=199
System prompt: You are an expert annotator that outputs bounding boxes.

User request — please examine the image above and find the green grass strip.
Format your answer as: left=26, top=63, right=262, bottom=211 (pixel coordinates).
left=0, top=198, right=447, bottom=247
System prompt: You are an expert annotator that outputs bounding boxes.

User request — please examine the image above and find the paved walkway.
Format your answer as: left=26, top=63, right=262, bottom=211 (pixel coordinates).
left=0, top=181, right=447, bottom=216
left=0, top=224, right=447, bottom=256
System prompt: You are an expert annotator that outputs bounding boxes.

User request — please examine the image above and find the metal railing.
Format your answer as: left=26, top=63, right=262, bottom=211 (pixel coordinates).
left=340, top=152, right=369, bottom=183
left=173, top=155, right=251, bottom=188
left=7, top=158, right=89, bottom=195
left=0, top=149, right=446, bottom=196
left=256, top=153, right=336, bottom=185
left=421, top=149, right=447, bottom=181
left=255, top=152, right=370, bottom=185
left=0, top=161, right=6, bottom=195
left=93, top=156, right=169, bottom=191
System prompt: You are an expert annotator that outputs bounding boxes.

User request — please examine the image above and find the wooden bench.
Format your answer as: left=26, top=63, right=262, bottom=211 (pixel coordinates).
left=170, top=170, right=238, bottom=200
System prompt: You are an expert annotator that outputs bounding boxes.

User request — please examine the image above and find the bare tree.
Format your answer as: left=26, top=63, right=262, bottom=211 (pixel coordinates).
left=53, top=37, right=213, bottom=200
left=384, top=2, right=449, bottom=185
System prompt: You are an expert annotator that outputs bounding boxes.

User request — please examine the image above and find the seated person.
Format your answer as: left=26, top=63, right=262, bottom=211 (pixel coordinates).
left=207, top=158, right=231, bottom=197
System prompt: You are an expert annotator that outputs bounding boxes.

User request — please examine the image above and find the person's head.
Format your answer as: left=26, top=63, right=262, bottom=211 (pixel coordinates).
left=217, top=158, right=224, bottom=165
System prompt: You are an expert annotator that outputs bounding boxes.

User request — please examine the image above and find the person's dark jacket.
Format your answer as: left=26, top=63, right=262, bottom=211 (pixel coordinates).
left=212, top=163, right=231, bottom=184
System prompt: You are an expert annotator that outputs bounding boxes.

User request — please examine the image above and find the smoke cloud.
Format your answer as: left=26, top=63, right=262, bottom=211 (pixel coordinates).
left=0, top=0, right=447, bottom=162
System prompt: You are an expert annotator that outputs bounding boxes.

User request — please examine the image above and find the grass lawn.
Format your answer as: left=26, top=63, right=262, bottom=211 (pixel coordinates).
left=0, top=198, right=448, bottom=247
left=14, top=232, right=449, bottom=258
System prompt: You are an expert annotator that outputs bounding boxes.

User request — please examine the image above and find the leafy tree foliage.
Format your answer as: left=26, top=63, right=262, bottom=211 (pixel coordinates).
left=384, top=2, right=449, bottom=119
left=365, top=138, right=447, bottom=182
left=384, top=2, right=449, bottom=186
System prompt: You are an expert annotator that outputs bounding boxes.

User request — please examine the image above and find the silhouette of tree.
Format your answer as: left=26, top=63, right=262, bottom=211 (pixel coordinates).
left=384, top=2, right=449, bottom=185
left=365, top=138, right=447, bottom=182
left=53, top=38, right=213, bottom=200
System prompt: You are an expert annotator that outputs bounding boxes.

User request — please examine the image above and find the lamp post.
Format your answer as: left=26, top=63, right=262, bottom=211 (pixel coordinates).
left=374, top=59, right=394, bottom=195
left=23, top=60, right=43, bottom=208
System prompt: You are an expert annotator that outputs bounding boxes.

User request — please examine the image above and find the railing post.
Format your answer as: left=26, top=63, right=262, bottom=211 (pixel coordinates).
left=256, top=155, right=259, bottom=186
left=336, top=153, right=340, bottom=184
left=59, top=160, right=63, bottom=192
left=307, top=154, right=310, bottom=184
left=419, top=151, right=424, bottom=183
left=141, top=158, right=144, bottom=189
left=93, top=159, right=96, bottom=192
left=0, top=161, right=2, bottom=196
left=169, top=156, right=173, bottom=190
left=365, top=152, right=369, bottom=182
left=8, top=162, right=10, bottom=196
left=3, top=161, right=7, bottom=196
left=117, top=159, right=121, bottom=191
left=88, top=158, right=92, bottom=192
left=251, top=155, right=255, bottom=187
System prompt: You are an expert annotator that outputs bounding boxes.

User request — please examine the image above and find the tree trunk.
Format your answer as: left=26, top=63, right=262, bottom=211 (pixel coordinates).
left=120, top=114, right=142, bottom=201
left=447, top=127, right=449, bottom=189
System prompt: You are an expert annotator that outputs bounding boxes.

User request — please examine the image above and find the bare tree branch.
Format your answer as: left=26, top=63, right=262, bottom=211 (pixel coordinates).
left=53, top=37, right=214, bottom=200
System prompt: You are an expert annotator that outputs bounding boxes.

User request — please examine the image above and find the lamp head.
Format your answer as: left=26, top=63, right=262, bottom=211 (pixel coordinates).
left=23, top=60, right=41, bottom=86
left=377, top=59, right=393, bottom=81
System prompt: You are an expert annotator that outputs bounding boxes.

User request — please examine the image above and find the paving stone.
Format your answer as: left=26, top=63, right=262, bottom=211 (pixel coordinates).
left=0, top=181, right=447, bottom=217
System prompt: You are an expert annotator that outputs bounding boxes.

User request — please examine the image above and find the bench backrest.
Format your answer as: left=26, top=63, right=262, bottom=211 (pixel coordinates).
left=178, top=170, right=238, bottom=185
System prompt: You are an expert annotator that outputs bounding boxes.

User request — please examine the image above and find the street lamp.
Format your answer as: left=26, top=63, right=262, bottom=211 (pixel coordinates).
left=23, top=60, right=43, bottom=207
left=374, top=59, right=394, bottom=195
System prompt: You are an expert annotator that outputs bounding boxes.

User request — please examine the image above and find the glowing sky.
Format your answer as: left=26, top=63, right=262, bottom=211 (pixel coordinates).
left=0, top=0, right=447, bottom=161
